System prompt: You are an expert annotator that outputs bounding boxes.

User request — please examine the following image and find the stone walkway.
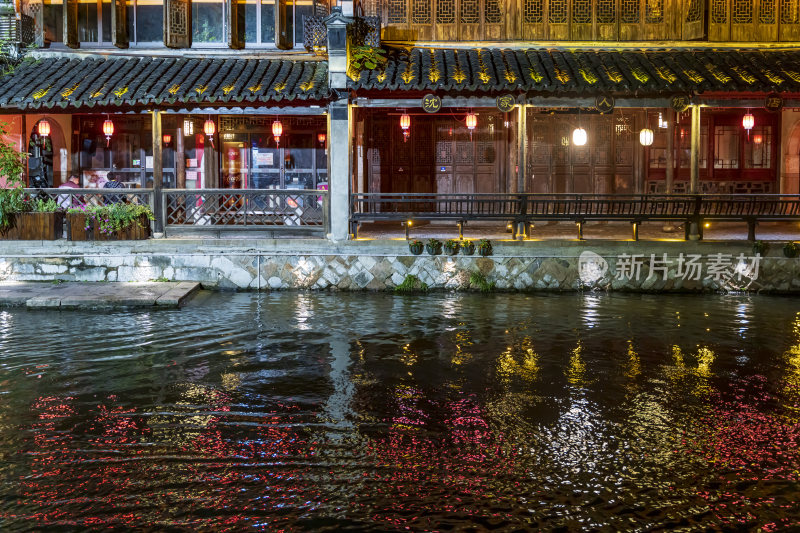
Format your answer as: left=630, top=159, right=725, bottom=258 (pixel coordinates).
left=0, top=281, right=201, bottom=309
left=355, top=220, right=800, bottom=242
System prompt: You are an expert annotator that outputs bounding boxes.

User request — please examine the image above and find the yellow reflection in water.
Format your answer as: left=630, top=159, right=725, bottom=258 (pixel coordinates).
left=696, top=347, right=715, bottom=378
left=497, top=339, right=539, bottom=383
left=400, top=343, right=417, bottom=366
left=625, top=340, right=641, bottom=379
left=451, top=328, right=474, bottom=366
left=566, top=342, right=586, bottom=387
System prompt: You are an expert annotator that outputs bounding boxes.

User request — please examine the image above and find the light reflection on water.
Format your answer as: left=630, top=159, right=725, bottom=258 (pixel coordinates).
left=0, top=292, right=799, bottom=531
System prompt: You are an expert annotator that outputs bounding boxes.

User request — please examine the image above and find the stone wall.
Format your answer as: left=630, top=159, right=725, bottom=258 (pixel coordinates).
left=0, top=239, right=797, bottom=292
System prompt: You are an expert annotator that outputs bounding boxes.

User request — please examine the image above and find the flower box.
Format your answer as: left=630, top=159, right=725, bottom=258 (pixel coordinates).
left=0, top=212, right=64, bottom=240
left=67, top=212, right=151, bottom=241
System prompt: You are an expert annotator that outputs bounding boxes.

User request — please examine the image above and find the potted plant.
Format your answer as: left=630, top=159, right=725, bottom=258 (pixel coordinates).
left=408, top=239, right=424, bottom=255
left=0, top=123, right=28, bottom=237
left=461, top=239, right=475, bottom=255
left=443, top=238, right=460, bottom=256
left=783, top=241, right=799, bottom=258
left=753, top=240, right=769, bottom=256
left=425, top=238, right=442, bottom=255
left=67, top=204, right=154, bottom=241
left=14, top=196, right=65, bottom=240
left=477, top=239, right=493, bottom=257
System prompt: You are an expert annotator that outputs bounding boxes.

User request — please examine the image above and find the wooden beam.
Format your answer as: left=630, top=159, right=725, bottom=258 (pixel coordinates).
left=689, top=104, right=700, bottom=193
left=665, top=108, right=675, bottom=193
left=111, top=0, right=128, bottom=49
left=152, top=110, right=164, bottom=233
left=63, top=0, right=78, bottom=49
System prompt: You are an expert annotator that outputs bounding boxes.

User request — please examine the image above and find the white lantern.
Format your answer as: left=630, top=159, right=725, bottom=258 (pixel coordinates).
left=742, top=112, right=755, bottom=131
left=639, top=128, right=654, bottom=146
left=572, top=127, right=587, bottom=146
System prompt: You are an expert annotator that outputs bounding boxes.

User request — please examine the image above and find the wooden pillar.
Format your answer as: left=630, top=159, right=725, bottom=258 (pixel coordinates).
left=164, top=0, right=192, bottom=48
left=689, top=104, right=700, bottom=194
left=63, top=0, right=78, bottom=48
left=517, top=104, right=527, bottom=193
left=152, top=110, right=164, bottom=234
left=176, top=124, right=186, bottom=188
left=227, top=0, right=244, bottom=49
left=275, top=0, right=292, bottom=49
left=665, top=108, right=675, bottom=193
left=111, top=0, right=128, bottom=48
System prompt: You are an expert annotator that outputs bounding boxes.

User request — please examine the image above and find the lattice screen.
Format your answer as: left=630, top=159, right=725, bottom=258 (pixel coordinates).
left=621, top=0, right=640, bottom=23
left=549, top=0, right=568, bottom=23
left=733, top=0, right=754, bottom=22
left=598, top=0, right=616, bottom=23
left=412, top=0, right=431, bottom=23
left=388, top=0, right=407, bottom=24
left=485, top=0, right=502, bottom=22
left=645, top=0, right=664, bottom=22
left=573, top=0, right=592, bottom=23
left=712, top=0, right=728, bottom=22
left=461, top=0, right=480, bottom=23
left=437, top=0, right=456, bottom=23
left=524, top=0, right=544, bottom=22
left=761, top=0, right=776, bottom=22
left=686, top=0, right=703, bottom=21
left=781, top=0, right=800, bottom=22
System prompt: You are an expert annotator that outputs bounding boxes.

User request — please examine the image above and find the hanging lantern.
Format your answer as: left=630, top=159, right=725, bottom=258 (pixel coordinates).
left=162, top=133, right=172, bottom=145
left=37, top=120, right=50, bottom=137
left=400, top=113, right=411, bottom=143
left=742, top=112, right=755, bottom=131
left=572, top=127, right=587, bottom=146
left=272, top=119, right=283, bottom=147
left=639, top=128, right=654, bottom=146
left=753, top=134, right=763, bottom=144
left=103, top=118, right=114, bottom=138
left=465, top=112, right=477, bottom=131
left=183, top=119, right=194, bottom=136
left=658, top=112, right=667, bottom=129
left=203, top=118, right=216, bottom=137
left=317, top=133, right=326, bottom=145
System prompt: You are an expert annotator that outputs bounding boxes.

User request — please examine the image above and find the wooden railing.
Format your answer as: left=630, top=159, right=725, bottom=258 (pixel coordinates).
left=351, top=193, right=800, bottom=240
left=163, top=189, right=328, bottom=235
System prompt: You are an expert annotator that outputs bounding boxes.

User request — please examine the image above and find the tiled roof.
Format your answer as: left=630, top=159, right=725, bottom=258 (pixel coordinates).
left=348, top=47, right=800, bottom=95
left=0, top=57, right=329, bottom=110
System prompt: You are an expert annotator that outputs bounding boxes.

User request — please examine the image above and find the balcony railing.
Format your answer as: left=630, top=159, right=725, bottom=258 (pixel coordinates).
left=0, top=13, right=34, bottom=45
left=163, top=189, right=328, bottom=235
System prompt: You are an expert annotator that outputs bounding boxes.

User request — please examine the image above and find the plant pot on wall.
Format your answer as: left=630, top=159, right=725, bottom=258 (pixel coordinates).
left=426, top=238, right=442, bottom=256
left=443, top=239, right=460, bottom=256
left=0, top=212, right=64, bottom=240
left=408, top=240, right=424, bottom=255
left=461, top=240, right=475, bottom=255
left=477, top=239, right=493, bottom=257
left=783, top=241, right=799, bottom=258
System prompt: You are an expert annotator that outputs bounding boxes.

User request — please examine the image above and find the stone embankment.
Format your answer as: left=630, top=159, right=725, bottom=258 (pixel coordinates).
left=0, top=239, right=797, bottom=292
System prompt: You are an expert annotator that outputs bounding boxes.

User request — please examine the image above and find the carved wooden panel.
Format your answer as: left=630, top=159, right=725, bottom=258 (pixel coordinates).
left=780, top=0, right=800, bottom=39
left=597, top=0, right=617, bottom=39
left=521, top=0, right=545, bottom=38
left=682, top=0, right=705, bottom=39
left=165, top=0, right=192, bottom=48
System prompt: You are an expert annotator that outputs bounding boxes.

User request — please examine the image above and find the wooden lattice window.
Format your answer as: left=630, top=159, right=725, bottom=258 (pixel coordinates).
left=549, top=0, right=568, bottom=23
left=412, top=0, right=431, bottom=23
left=760, top=0, right=776, bottom=22
left=388, top=0, right=407, bottom=24
left=621, top=0, right=639, bottom=22
left=573, top=0, right=592, bottom=22
left=732, top=0, right=753, bottom=22
left=645, top=0, right=664, bottom=22
left=712, top=0, right=728, bottom=22
left=461, top=0, right=480, bottom=23
left=598, top=0, right=616, bottom=23
left=524, top=0, right=544, bottom=22
left=437, top=0, right=456, bottom=23
left=686, top=0, right=703, bottom=21
left=781, top=0, right=800, bottom=22
left=485, top=0, right=502, bottom=23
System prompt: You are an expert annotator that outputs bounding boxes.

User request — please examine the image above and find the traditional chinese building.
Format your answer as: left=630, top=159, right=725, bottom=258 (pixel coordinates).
left=1, top=0, right=800, bottom=239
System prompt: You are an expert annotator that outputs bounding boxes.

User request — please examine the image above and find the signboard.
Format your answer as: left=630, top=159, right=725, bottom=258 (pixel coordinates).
left=421, top=94, right=442, bottom=113
left=496, top=94, right=516, bottom=112
left=595, top=95, right=615, bottom=114
left=765, top=93, right=783, bottom=112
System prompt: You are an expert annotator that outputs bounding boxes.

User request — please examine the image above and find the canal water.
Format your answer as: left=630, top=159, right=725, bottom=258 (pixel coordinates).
left=0, top=292, right=798, bottom=531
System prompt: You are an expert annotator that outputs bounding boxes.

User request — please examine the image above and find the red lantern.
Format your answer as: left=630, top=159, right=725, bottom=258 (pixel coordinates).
left=399, top=113, right=411, bottom=131
left=742, top=112, right=755, bottom=131
left=162, top=133, right=172, bottom=145
left=753, top=134, right=763, bottom=144
left=203, top=118, right=216, bottom=137
left=317, top=133, right=326, bottom=145
left=103, top=118, right=114, bottom=137
left=37, top=120, right=50, bottom=137
left=272, top=119, right=283, bottom=147
left=465, top=112, right=477, bottom=131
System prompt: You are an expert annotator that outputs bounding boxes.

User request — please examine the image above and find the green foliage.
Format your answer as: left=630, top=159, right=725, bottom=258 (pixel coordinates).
left=69, top=203, right=154, bottom=234
left=461, top=239, right=475, bottom=255
left=151, top=276, right=170, bottom=282
left=426, top=238, right=442, bottom=255
left=394, top=274, right=428, bottom=294
left=783, top=241, right=799, bottom=258
left=31, top=197, right=61, bottom=213
left=0, top=122, right=26, bottom=182
left=349, top=45, right=387, bottom=72
left=752, top=240, right=769, bottom=256
left=477, top=239, right=493, bottom=256
left=469, top=271, right=496, bottom=293
left=443, top=239, right=460, bottom=255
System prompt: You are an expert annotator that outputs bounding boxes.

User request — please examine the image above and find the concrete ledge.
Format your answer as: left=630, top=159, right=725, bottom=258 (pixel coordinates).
left=0, top=281, right=201, bottom=309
